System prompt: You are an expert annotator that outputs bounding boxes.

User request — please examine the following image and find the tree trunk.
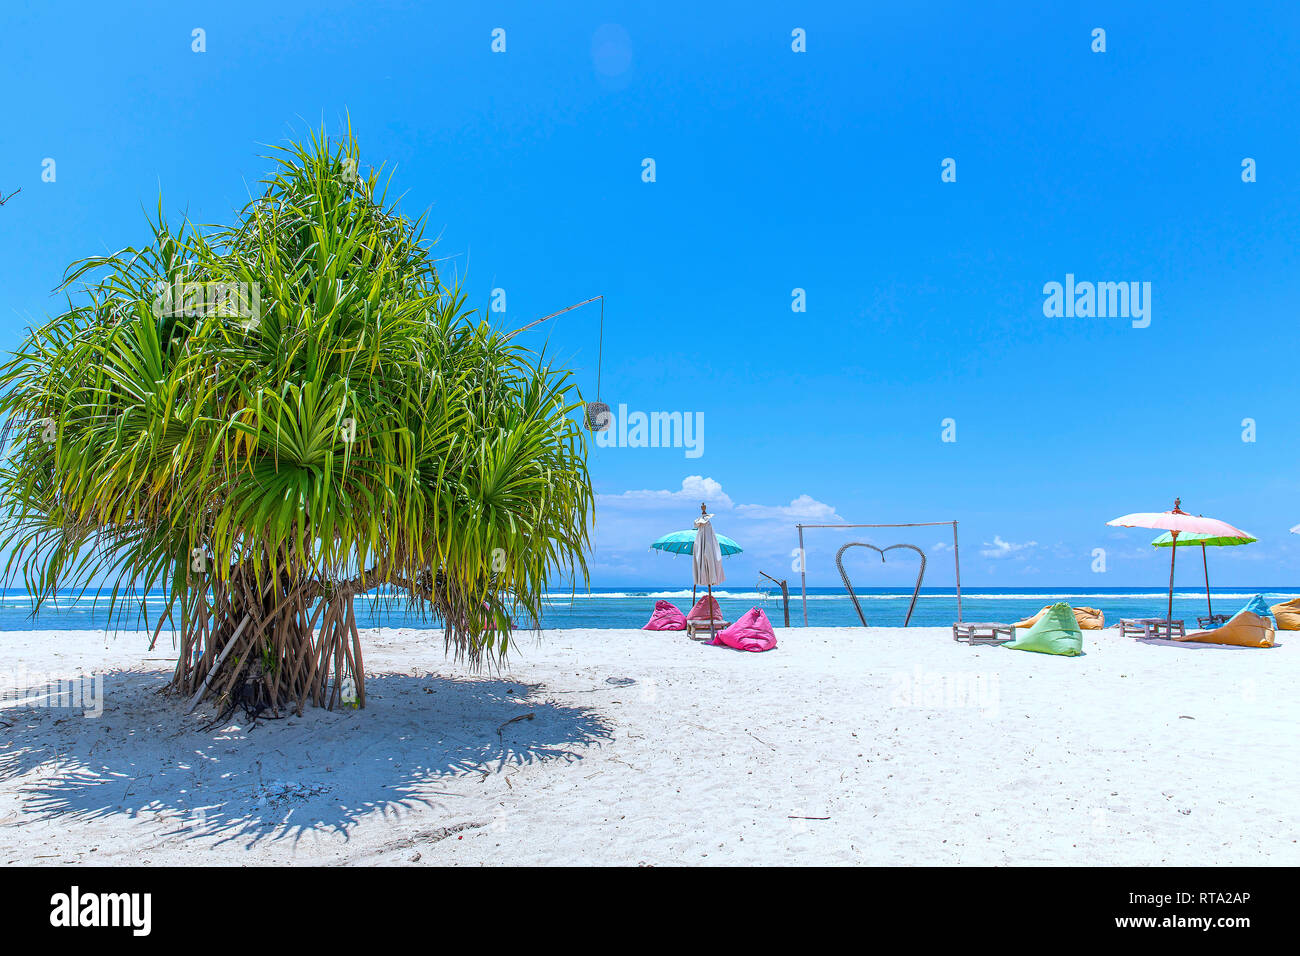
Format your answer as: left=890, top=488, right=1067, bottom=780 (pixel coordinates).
left=170, top=568, right=364, bottom=717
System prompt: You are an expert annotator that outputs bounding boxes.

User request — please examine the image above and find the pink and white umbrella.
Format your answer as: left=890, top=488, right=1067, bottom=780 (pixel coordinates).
left=1106, top=498, right=1251, bottom=622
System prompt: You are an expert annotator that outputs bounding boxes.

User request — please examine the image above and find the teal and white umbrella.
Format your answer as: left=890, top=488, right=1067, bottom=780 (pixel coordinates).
left=650, top=529, right=743, bottom=556
left=651, top=506, right=741, bottom=634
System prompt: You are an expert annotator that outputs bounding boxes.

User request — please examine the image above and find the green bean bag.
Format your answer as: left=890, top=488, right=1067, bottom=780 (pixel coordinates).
left=1002, top=602, right=1083, bottom=656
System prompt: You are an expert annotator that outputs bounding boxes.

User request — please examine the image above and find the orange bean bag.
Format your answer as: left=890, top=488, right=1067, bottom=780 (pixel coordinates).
left=1269, top=598, right=1300, bottom=630
left=1014, top=605, right=1104, bottom=630
left=1177, top=610, right=1275, bottom=648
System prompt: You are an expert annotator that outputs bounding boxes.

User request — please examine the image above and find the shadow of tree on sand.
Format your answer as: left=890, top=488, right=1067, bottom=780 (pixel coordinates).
left=0, top=669, right=612, bottom=850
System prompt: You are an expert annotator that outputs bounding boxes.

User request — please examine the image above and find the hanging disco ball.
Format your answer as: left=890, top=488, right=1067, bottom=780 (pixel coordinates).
left=585, top=401, right=611, bottom=431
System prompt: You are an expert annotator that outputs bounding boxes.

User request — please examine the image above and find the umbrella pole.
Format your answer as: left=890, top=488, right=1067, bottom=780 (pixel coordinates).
left=1202, top=543, right=1212, bottom=620
left=1167, top=530, right=1179, bottom=623
left=707, top=584, right=715, bottom=640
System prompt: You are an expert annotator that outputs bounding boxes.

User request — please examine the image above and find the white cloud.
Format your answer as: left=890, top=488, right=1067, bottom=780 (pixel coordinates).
left=598, top=475, right=733, bottom=510
left=735, top=494, right=842, bottom=521
left=599, top=479, right=840, bottom=525
left=980, top=535, right=1037, bottom=558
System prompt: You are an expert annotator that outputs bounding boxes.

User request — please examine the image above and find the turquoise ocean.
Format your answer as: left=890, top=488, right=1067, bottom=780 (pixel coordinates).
left=1, top=586, right=1294, bottom=631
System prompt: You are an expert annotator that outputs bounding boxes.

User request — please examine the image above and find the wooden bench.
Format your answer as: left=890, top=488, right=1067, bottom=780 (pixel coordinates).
left=1120, top=618, right=1186, bottom=640
left=686, top=619, right=728, bottom=640
left=952, top=622, right=1015, bottom=645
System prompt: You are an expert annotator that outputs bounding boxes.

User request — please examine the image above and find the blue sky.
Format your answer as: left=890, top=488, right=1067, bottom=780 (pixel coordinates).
left=2, top=1, right=1299, bottom=587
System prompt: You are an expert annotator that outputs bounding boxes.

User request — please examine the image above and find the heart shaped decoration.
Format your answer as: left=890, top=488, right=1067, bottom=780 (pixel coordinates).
left=835, top=542, right=928, bottom=627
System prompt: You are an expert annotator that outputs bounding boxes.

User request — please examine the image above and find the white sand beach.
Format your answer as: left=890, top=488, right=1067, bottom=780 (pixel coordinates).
left=1, top=625, right=1296, bottom=866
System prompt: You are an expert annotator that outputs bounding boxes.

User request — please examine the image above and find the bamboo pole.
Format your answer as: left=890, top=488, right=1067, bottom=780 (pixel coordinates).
left=798, top=524, right=808, bottom=626
left=500, top=295, right=602, bottom=344
left=186, top=613, right=251, bottom=713
left=707, top=583, right=715, bottom=641
left=1202, top=543, right=1213, bottom=620
left=953, top=520, right=962, bottom=625
left=1167, top=529, right=1179, bottom=623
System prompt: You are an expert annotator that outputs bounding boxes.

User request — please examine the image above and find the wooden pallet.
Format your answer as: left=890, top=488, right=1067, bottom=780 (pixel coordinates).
left=1120, top=617, right=1186, bottom=640
left=952, top=622, right=1014, bottom=645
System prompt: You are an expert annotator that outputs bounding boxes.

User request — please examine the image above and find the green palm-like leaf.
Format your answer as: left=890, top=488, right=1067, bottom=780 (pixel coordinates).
left=0, top=125, right=594, bottom=714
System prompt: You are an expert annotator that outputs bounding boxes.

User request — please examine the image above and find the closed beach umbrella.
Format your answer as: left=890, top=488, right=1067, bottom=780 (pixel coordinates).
left=692, top=504, right=726, bottom=639
left=693, top=510, right=726, bottom=588
left=1150, top=529, right=1256, bottom=621
left=1107, top=498, right=1251, bottom=622
left=649, top=506, right=740, bottom=622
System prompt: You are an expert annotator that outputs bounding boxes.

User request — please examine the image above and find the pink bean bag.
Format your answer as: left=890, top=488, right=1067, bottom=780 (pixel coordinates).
left=642, top=600, right=687, bottom=631
left=711, top=607, right=777, bottom=652
left=687, top=595, right=723, bottom=621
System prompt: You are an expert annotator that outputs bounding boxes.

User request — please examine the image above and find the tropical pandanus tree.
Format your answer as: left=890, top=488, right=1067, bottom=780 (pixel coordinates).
left=0, top=128, right=594, bottom=716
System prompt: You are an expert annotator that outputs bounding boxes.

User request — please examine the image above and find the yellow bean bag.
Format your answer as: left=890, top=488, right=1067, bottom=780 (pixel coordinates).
left=1014, top=605, right=1105, bottom=630
left=1074, top=607, right=1104, bottom=630
left=1269, top=598, right=1300, bottom=630
left=1177, top=610, right=1275, bottom=648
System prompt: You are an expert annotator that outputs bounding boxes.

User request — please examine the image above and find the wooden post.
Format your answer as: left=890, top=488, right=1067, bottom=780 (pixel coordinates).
left=798, top=524, right=808, bottom=626
left=952, top=520, right=962, bottom=625
left=759, top=571, right=790, bottom=627
left=1167, top=529, right=1179, bottom=623
left=1202, top=543, right=1212, bottom=620
left=707, top=584, right=715, bottom=640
